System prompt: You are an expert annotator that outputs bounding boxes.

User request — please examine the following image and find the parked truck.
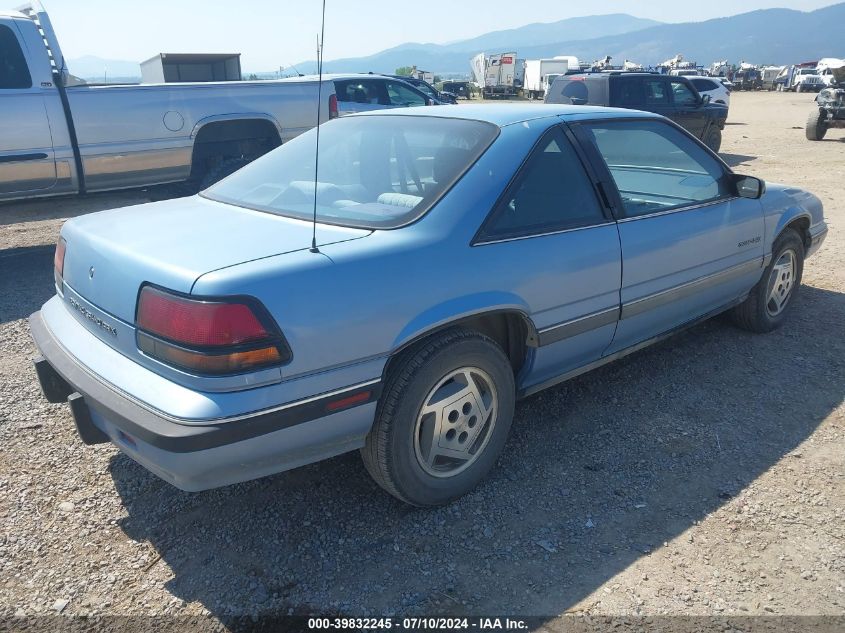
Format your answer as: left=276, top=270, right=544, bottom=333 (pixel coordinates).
left=470, top=52, right=521, bottom=99
left=522, top=58, right=568, bottom=99
left=806, top=62, right=845, bottom=141
left=775, top=63, right=824, bottom=92
left=0, top=2, right=336, bottom=203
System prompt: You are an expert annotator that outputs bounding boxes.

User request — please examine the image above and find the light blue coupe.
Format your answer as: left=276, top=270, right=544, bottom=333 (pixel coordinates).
left=31, top=105, right=827, bottom=506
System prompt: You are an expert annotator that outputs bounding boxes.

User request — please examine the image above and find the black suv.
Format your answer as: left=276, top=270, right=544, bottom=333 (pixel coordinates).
left=546, top=72, right=728, bottom=152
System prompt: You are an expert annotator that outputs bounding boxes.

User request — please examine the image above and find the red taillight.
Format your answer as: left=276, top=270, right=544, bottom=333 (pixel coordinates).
left=135, top=286, right=289, bottom=375
left=54, top=237, right=66, bottom=288
left=329, top=93, right=338, bottom=119
left=137, top=286, right=268, bottom=346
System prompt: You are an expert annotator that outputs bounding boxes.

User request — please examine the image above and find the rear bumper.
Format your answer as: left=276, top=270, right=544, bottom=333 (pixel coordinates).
left=30, top=310, right=380, bottom=491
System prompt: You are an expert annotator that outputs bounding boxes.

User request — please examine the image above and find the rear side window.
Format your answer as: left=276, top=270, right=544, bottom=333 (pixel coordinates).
left=477, top=128, right=605, bottom=241
left=546, top=76, right=606, bottom=105
left=334, top=80, right=385, bottom=105
left=612, top=78, right=645, bottom=107
left=580, top=120, right=733, bottom=218
left=0, top=25, right=32, bottom=89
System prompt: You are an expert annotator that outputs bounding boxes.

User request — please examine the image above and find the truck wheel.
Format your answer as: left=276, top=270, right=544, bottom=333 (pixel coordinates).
left=731, top=228, right=804, bottom=333
left=199, top=157, right=251, bottom=190
left=796, top=84, right=803, bottom=93
left=806, top=108, right=828, bottom=141
left=702, top=126, right=722, bottom=153
left=362, top=328, right=516, bottom=506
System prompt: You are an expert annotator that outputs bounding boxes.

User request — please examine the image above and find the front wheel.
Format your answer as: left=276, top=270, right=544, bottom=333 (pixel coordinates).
left=806, top=108, right=828, bottom=141
left=731, top=228, right=804, bottom=333
left=362, top=329, right=516, bottom=506
left=702, top=126, right=722, bottom=153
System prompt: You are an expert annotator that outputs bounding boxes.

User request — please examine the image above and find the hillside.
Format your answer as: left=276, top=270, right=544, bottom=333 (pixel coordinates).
left=304, top=3, right=845, bottom=75
left=298, top=14, right=659, bottom=74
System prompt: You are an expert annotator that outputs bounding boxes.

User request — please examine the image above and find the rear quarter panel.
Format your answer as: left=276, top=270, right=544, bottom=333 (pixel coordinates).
left=189, top=118, right=555, bottom=383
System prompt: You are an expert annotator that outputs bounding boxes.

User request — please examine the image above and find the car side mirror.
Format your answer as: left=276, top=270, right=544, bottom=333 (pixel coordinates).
left=734, top=175, right=766, bottom=199
left=427, top=98, right=435, bottom=106
left=700, top=93, right=711, bottom=105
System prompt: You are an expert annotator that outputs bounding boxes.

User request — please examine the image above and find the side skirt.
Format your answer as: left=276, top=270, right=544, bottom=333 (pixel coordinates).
left=518, top=296, right=746, bottom=399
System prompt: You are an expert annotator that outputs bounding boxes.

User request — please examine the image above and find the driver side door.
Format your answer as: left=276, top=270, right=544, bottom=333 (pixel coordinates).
left=574, top=118, right=765, bottom=354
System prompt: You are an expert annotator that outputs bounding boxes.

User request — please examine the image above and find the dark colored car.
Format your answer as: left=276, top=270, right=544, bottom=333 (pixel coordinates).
left=546, top=72, right=728, bottom=152
left=378, top=74, right=458, bottom=104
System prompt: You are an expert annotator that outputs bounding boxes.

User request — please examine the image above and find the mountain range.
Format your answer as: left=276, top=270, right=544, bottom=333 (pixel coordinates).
left=298, top=3, right=845, bottom=75
left=67, top=3, right=845, bottom=81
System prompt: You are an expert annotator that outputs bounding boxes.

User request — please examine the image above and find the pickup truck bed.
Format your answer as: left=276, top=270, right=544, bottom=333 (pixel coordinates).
left=0, top=4, right=334, bottom=202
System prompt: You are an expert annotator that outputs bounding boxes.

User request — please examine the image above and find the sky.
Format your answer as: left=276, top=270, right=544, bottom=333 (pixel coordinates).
left=4, top=0, right=838, bottom=71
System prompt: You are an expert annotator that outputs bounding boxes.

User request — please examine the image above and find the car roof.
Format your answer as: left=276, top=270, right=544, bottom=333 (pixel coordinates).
left=353, top=104, right=661, bottom=127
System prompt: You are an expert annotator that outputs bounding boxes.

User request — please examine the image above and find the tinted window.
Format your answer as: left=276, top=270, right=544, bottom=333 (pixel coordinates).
left=644, top=79, right=669, bottom=105
left=691, top=78, right=717, bottom=92
left=479, top=128, right=604, bottom=240
left=334, top=80, right=385, bottom=104
left=204, top=116, right=498, bottom=229
left=546, top=76, right=606, bottom=105
left=385, top=81, right=427, bottom=106
left=0, top=25, right=32, bottom=89
left=670, top=80, right=698, bottom=105
left=582, top=120, right=733, bottom=218
left=613, top=78, right=645, bottom=107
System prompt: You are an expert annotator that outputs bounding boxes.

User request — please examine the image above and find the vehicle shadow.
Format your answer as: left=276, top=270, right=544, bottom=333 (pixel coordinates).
left=720, top=153, right=758, bottom=167
left=0, top=245, right=54, bottom=324
left=110, top=285, right=844, bottom=623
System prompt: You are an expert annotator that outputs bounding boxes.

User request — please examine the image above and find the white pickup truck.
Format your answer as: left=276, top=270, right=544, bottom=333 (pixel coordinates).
left=0, top=3, right=336, bottom=202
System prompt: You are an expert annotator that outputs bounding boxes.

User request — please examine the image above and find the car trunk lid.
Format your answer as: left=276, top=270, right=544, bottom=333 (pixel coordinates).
left=60, top=195, right=369, bottom=325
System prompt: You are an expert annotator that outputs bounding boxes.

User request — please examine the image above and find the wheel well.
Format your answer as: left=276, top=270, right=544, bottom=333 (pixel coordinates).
left=189, top=119, right=282, bottom=181
left=784, top=216, right=811, bottom=251
left=384, top=312, right=533, bottom=380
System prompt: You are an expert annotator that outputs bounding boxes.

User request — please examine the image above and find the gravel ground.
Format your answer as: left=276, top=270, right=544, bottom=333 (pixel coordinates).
left=0, top=92, right=843, bottom=625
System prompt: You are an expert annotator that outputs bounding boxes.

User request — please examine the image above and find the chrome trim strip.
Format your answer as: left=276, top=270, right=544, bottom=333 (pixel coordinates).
left=520, top=296, right=746, bottom=398
left=617, top=196, right=738, bottom=223
left=621, top=258, right=762, bottom=319
left=473, top=222, right=616, bottom=246
left=537, top=307, right=620, bottom=346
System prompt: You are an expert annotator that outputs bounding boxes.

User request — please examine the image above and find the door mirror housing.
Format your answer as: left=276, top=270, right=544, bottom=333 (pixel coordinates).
left=700, top=93, right=711, bottom=105
left=734, top=174, right=766, bottom=199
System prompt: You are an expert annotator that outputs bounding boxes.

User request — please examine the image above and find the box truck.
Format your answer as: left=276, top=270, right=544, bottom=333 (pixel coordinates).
left=523, top=58, right=569, bottom=99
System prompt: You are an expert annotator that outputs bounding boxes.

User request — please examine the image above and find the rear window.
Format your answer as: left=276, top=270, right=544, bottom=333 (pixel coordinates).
left=546, top=76, right=607, bottom=105
left=203, top=116, right=499, bottom=229
left=0, top=25, right=32, bottom=90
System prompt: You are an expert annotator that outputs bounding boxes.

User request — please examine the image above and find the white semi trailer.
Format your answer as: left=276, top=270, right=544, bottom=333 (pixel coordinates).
left=470, top=52, right=521, bottom=99
left=523, top=58, right=569, bottom=99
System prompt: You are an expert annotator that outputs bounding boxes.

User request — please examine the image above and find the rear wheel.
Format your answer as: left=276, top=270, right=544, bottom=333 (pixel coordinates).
left=806, top=108, right=828, bottom=140
left=731, top=228, right=804, bottom=333
left=702, top=126, right=722, bottom=153
left=362, top=329, right=516, bottom=506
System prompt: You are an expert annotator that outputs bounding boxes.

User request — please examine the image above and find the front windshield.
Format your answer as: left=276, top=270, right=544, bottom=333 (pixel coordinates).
left=203, top=116, right=498, bottom=229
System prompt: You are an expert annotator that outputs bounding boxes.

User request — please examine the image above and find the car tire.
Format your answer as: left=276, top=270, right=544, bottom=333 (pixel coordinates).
left=806, top=108, right=828, bottom=141
left=796, top=84, right=803, bottom=93
left=199, top=156, right=251, bottom=190
left=702, top=126, right=722, bottom=153
left=362, top=328, right=516, bottom=506
left=731, top=228, right=804, bottom=333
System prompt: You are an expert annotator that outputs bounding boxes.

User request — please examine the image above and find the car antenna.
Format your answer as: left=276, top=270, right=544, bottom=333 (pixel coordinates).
left=310, top=0, right=327, bottom=254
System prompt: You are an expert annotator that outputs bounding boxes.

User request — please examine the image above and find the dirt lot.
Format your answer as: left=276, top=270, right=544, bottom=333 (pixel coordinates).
left=0, top=92, right=843, bottom=626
